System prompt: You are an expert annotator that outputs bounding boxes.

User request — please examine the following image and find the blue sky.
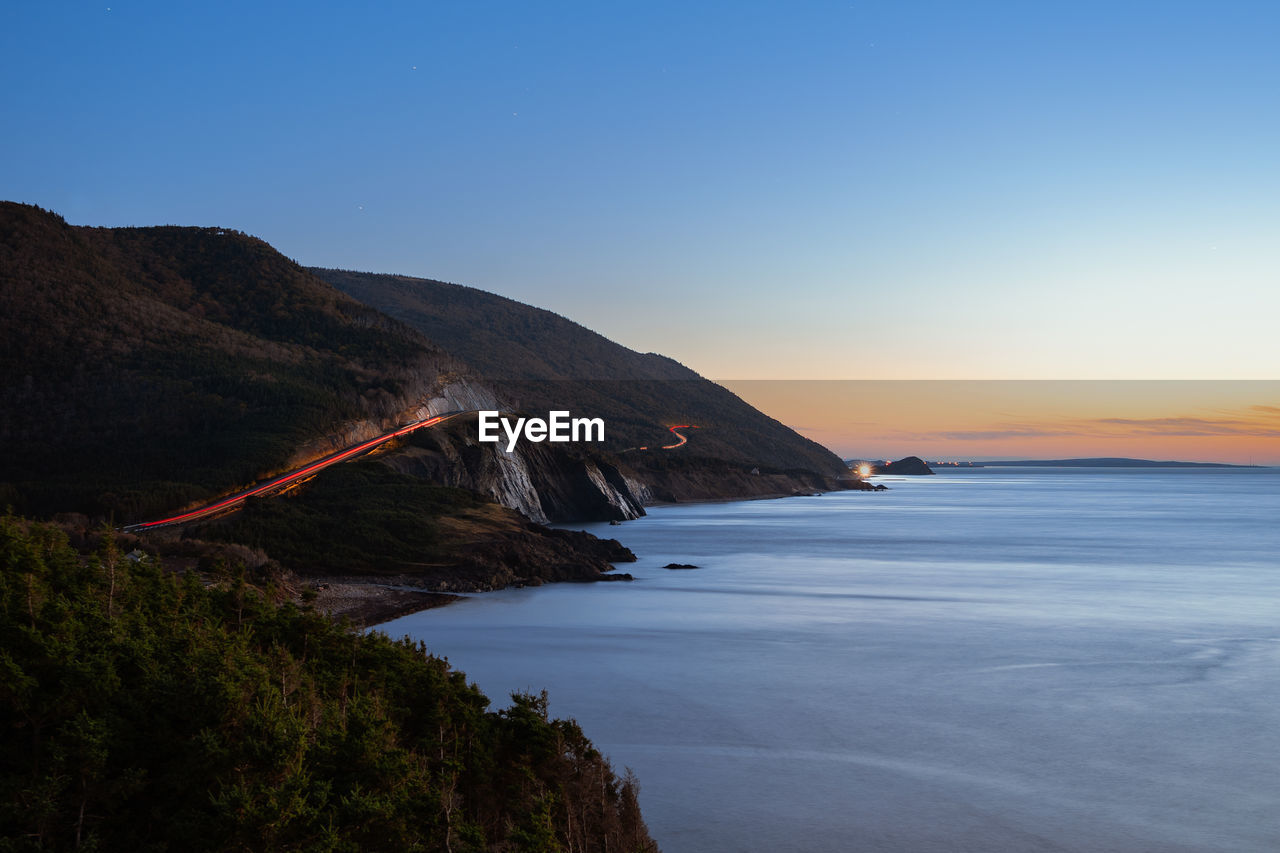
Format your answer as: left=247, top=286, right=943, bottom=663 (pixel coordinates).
left=4, top=1, right=1279, bottom=381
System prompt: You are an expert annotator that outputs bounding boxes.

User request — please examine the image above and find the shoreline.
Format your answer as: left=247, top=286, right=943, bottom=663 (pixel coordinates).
left=640, top=477, right=875, bottom=510
left=644, top=490, right=818, bottom=508
left=641, top=487, right=887, bottom=511
left=312, top=581, right=463, bottom=629
left=338, top=487, right=879, bottom=628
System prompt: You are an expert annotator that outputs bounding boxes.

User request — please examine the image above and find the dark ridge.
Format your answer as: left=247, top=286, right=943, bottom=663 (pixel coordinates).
left=310, top=267, right=849, bottom=476
left=0, top=202, right=463, bottom=519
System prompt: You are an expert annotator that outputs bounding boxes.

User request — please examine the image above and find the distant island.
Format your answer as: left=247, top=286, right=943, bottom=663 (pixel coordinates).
left=846, top=456, right=935, bottom=476
left=935, top=458, right=1260, bottom=469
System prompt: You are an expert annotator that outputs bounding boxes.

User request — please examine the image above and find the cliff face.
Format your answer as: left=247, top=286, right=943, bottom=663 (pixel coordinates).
left=284, top=379, right=503, bottom=469
left=381, top=416, right=647, bottom=523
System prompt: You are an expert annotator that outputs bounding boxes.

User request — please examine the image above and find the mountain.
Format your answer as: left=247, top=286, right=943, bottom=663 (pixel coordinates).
left=0, top=202, right=647, bottom=526
left=0, top=202, right=471, bottom=519
left=0, top=203, right=652, bottom=587
left=0, top=203, right=668, bottom=843
left=309, top=268, right=850, bottom=478
left=1, top=201, right=859, bottom=595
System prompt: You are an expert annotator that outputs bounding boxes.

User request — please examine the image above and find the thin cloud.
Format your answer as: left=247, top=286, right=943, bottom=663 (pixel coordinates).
left=876, top=425, right=1084, bottom=442
left=876, top=408, right=1280, bottom=442
left=1091, top=416, right=1280, bottom=437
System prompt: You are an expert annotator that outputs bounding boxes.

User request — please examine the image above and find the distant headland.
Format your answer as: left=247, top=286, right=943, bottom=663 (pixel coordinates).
left=847, top=456, right=935, bottom=476
left=929, top=458, right=1262, bottom=469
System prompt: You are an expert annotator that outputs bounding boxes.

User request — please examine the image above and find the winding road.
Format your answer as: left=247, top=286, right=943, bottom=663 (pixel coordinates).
left=123, top=412, right=463, bottom=531
left=631, top=424, right=699, bottom=452
left=126, top=413, right=699, bottom=531
left=661, top=424, right=697, bottom=449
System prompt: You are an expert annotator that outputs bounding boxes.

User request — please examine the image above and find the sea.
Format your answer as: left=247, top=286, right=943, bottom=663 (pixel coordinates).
left=376, top=468, right=1280, bottom=852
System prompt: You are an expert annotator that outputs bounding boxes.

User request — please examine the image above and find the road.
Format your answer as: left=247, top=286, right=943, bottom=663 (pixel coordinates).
left=123, top=411, right=462, bottom=531
left=630, top=424, right=699, bottom=452
left=127, top=413, right=696, bottom=530
left=661, top=424, right=697, bottom=449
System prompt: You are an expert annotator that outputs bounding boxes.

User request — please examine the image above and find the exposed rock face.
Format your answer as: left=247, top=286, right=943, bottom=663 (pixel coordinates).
left=381, top=417, right=647, bottom=523
left=285, top=377, right=504, bottom=472
left=283, top=378, right=652, bottom=526
left=422, top=379, right=503, bottom=416
left=871, top=456, right=935, bottom=475
left=622, top=474, right=656, bottom=505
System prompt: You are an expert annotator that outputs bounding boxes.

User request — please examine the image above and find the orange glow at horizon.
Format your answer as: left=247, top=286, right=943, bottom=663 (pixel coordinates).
left=720, top=381, right=1280, bottom=465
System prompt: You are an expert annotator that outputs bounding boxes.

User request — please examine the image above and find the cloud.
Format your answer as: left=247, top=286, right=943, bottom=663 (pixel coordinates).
left=1090, top=414, right=1280, bottom=435
left=877, top=408, right=1280, bottom=442
left=877, top=425, right=1084, bottom=442
left=1091, top=416, right=1280, bottom=437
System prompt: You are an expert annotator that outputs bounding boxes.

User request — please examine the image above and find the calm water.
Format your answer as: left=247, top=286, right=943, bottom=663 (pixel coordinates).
left=377, top=468, right=1280, bottom=852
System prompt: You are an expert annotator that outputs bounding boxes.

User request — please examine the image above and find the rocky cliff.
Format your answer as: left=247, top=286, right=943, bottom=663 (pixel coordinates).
left=380, top=414, right=646, bottom=523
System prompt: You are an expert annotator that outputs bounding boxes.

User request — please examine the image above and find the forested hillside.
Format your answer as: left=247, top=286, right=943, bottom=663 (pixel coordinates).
left=0, top=517, right=658, bottom=851
left=0, top=203, right=465, bottom=520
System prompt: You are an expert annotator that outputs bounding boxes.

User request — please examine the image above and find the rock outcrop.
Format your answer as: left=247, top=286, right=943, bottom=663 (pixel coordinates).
left=389, top=509, right=637, bottom=593
left=381, top=415, right=647, bottom=523
left=304, top=502, right=634, bottom=594
left=285, top=378, right=504, bottom=472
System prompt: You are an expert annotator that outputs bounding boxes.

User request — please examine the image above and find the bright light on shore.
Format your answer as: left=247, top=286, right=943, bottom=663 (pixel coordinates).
left=857, top=463, right=872, bottom=478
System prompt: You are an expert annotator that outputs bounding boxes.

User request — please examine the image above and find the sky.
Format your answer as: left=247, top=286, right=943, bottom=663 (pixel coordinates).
left=722, top=381, right=1280, bottom=463
left=3, top=2, right=1278, bottom=460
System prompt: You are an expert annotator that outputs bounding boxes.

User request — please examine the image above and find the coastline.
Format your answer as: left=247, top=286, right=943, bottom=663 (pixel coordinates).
left=312, top=581, right=463, bottom=628
left=642, top=484, right=873, bottom=509
left=384, top=467, right=1280, bottom=852
left=342, top=486, right=881, bottom=628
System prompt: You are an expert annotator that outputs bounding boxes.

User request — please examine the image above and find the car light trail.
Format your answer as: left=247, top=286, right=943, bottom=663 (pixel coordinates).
left=620, top=424, right=700, bottom=454
left=123, top=413, right=456, bottom=531
left=661, top=425, right=697, bottom=449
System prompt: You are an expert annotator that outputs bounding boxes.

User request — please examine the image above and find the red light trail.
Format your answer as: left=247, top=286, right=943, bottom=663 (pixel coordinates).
left=123, top=413, right=456, bottom=531
left=661, top=425, right=697, bottom=449
left=125, top=413, right=697, bottom=530
left=629, top=425, right=700, bottom=453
